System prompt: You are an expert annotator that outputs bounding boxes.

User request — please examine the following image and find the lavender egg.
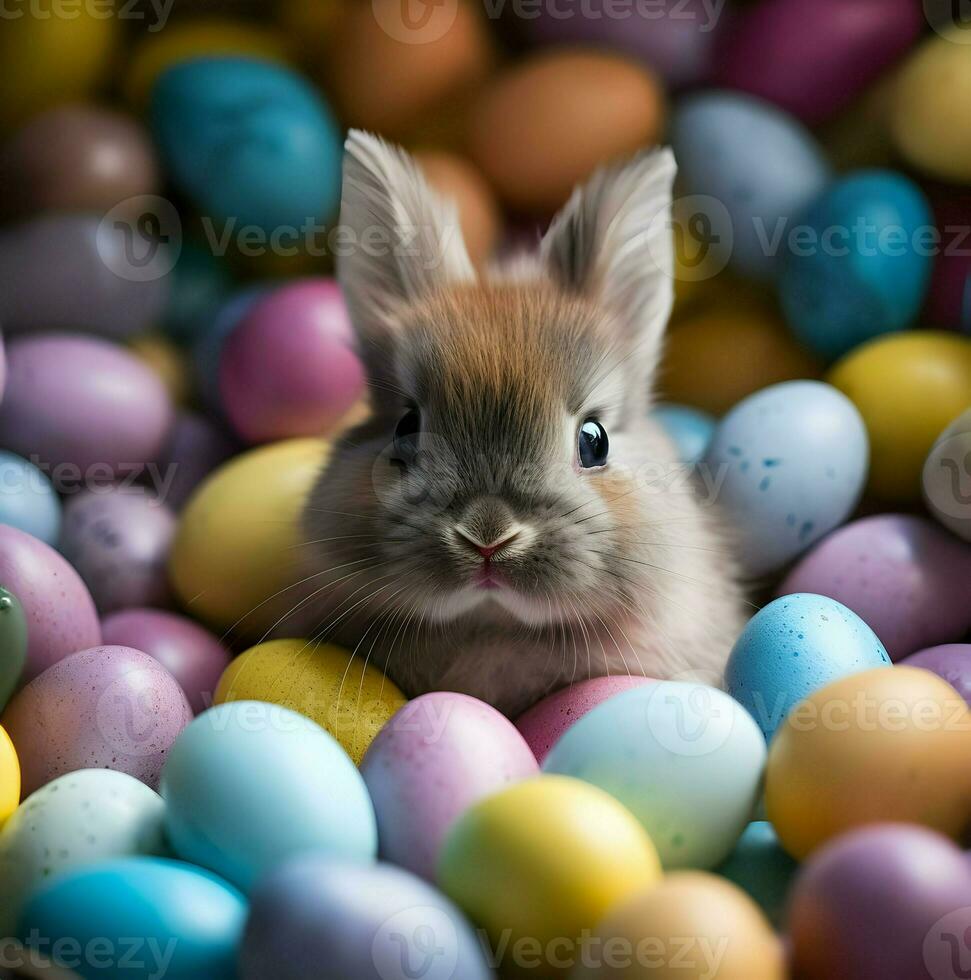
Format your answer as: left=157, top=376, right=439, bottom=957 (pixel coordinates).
left=155, top=411, right=238, bottom=512
left=900, top=645, right=971, bottom=707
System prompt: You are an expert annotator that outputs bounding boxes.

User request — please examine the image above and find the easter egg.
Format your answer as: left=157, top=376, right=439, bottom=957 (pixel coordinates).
left=0, top=215, right=172, bottom=339
left=779, top=171, right=933, bottom=360
left=0, top=726, right=18, bottom=830
left=789, top=825, right=971, bottom=980
left=765, top=667, right=971, bottom=859
left=779, top=516, right=971, bottom=661
left=514, top=675, right=656, bottom=765
left=215, top=639, right=406, bottom=764
left=714, top=0, right=923, bottom=125
left=168, top=438, right=327, bottom=635
left=704, top=381, right=869, bottom=576
left=660, top=306, right=821, bottom=415
left=925, top=197, right=971, bottom=333
left=161, top=701, right=377, bottom=891
left=572, top=872, right=785, bottom=980
left=544, top=683, right=766, bottom=869
left=0, top=770, right=166, bottom=936
left=128, top=334, right=190, bottom=406
left=156, top=411, right=238, bottom=513
left=671, top=92, right=830, bottom=281
left=924, top=408, right=971, bottom=542
left=101, top=609, right=229, bottom=717
left=438, top=776, right=662, bottom=969
left=361, top=693, right=537, bottom=880
left=0, top=588, right=27, bottom=712
left=151, top=58, right=343, bottom=234
left=0, top=451, right=61, bottom=545
left=241, top=857, right=494, bottom=980
left=0, top=524, right=100, bottom=684
left=2, top=646, right=191, bottom=796
left=900, top=645, right=971, bottom=707
left=162, top=241, right=234, bottom=346
left=220, top=280, right=365, bottom=443
left=467, top=52, right=664, bottom=213
left=17, top=857, right=246, bottom=980
left=59, top=489, right=176, bottom=615
left=652, top=404, right=717, bottom=465
left=828, top=331, right=971, bottom=502
left=717, top=821, right=798, bottom=928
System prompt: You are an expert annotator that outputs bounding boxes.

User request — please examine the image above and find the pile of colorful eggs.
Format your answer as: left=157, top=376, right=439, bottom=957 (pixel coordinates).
left=0, top=1, right=970, bottom=978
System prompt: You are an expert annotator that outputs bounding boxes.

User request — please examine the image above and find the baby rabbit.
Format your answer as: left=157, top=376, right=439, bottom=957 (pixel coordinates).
left=301, top=131, right=747, bottom=717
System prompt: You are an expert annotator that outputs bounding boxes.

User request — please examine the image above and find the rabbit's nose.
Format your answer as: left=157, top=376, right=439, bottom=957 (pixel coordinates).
left=454, top=526, right=521, bottom=559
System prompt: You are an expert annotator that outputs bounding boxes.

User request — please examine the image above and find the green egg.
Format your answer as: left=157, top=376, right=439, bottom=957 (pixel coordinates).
left=0, top=587, right=28, bottom=711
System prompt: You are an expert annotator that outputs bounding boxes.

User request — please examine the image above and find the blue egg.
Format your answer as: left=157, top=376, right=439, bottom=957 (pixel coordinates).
left=17, top=857, right=245, bottom=980
left=161, top=701, right=377, bottom=892
left=163, top=241, right=234, bottom=346
left=671, top=91, right=830, bottom=282
left=704, top=380, right=868, bottom=576
left=779, top=171, right=933, bottom=360
left=725, top=592, right=891, bottom=741
left=653, top=403, right=717, bottom=464
left=241, top=857, right=493, bottom=980
left=0, top=450, right=61, bottom=544
left=716, top=821, right=798, bottom=927
left=151, top=58, right=343, bottom=235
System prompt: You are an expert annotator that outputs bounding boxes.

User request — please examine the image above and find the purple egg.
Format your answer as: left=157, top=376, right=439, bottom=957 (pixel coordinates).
left=59, top=488, right=176, bottom=615
left=714, top=0, right=924, bottom=124
left=778, top=515, right=971, bottom=661
left=790, top=824, right=971, bottom=980
left=360, top=692, right=538, bottom=881
left=101, top=608, right=231, bottom=715
left=900, top=645, right=971, bottom=706
left=1, top=645, right=192, bottom=795
left=0, top=333, right=175, bottom=478
left=926, top=198, right=971, bottom=334
left=155, top=410, right=238, bottom=511
left=0, top=523, right=101, bottom=683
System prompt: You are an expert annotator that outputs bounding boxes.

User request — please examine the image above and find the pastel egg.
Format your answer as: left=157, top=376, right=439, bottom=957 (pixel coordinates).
left=0, top=726, right=19, bottom=831
left=215, top=639, right=406, bottom=764
left=924, top=408, right=971, bottom=542
left=671, top=92, right=830, bottom=281
left=652, top=404, right=717, bottom=465
left=716, top=821, right=798, bottom=928
left=514, top=675, right=656, bottom=765
left=129, top=334, right=191, bottom=406
left=779, top=171, right=933, bottom=360
left=438, top=776, right=662, bottom=968
left=0, top=769, right=166, bottom=936
left=220, top=279, right=365, bottom=443
left=704, top=380, right=869, bottom=576
left=168, top=438, right=328, bottom=636
left=2, top=646, right=191, bottom=796
left=155, top=411, right=238, bottom=512
left=828, top=331, right=971, bottom=502
left=765, top=666, right=971, bottom=859
left=778, top=516, right=971, bottom=661
left=161, top=701, right=377, bottom=891
left=0, top=524, right=100, bottom=684
left=361, top=693, right=537, bottom=881
left=900, top=645, right=971, bottom=707
left=101, top=609, right=231, bottom=716
left=17, top=857, right=246, bottom=980
left=241, top=857, right=493, bottom=980
left=0, top=451, right=61, bottom=545
left=59, top=489, right=177, bottom=615
left=727, top=594, right=891, bottom=742
left=162, top=241, right=234, bottom=346
left=0, top=587, right=28, bottom=711
left=0, top=334, right=175, bottom=478
left=544, top=683, right=766, bottom=869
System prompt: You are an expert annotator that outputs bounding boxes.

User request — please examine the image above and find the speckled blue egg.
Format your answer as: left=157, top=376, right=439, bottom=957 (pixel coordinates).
left=716, top=820, right=798, bottom=927
left=725, top=593, right=891, bottom=741
left=671, top=91, right=830, bottom=282
left=704, top=380, right=869, bottom=576
left=653, top=403, right=717, bottom=465
left=779, top=171, right=934, bottom=360
left=17, top=857, right=245, bottom=980
left=0, top=450, right=61, bottom=544
left=151, top=58, right=342, bottom=234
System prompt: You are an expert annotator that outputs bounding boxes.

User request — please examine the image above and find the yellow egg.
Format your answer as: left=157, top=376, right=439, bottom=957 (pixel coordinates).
left=438, top=776, right=662, bottom=974
left=766, top=667, right=971, bottom=860
left=129, top=334, right=189, bottom=405
left=169, top=438, right=328, bottom=637
left=828, top=331, right=971, bottom=502
left=0, top=726, right=20, bottom=827
left=573, top=872, right=785, bottom=980
left=214, top=639, right=406, bottom=764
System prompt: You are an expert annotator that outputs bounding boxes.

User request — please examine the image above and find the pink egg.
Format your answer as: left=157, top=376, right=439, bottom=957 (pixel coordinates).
left=101, top=608, right=231, bottom=715
left=219, top=279, right=365, bottom=443
left=2, top=645, right=192, bottom=795
left=514, top=675, right=658, bottom=764
left=360, top=692, right=538, bottom=881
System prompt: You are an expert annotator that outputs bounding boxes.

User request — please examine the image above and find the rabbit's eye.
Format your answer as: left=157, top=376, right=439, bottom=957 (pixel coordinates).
left=578, top=420, right=609, bottom=469
left=393, top=408, right=421, bottom=463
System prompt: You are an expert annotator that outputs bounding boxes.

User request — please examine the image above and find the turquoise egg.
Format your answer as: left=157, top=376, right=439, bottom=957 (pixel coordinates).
left=779, top=171, right=933, bottom=360
left=0, top=450, right=61, bottom=544
left=543, top=682, right=766, bottom=870
left=151, top=58, right=343, bottom=235
left=725, top=593, right=891, bottom=741
left=17, top=857, right=245, bottom=980
left=163, top=241, right=234, bottom=346
left=161, top=701, right=377, bottom=891
left=717, top=820, right=798, bottom=927
left=653, top=403, right=717, bottom=464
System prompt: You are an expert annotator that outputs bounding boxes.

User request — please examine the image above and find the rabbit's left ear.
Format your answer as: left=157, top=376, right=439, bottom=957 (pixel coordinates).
left=540, top=148, right=677, bottom=410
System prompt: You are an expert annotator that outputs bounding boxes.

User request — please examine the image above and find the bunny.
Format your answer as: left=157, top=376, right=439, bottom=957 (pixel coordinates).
left=299, top=130, right=747, bottom=718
